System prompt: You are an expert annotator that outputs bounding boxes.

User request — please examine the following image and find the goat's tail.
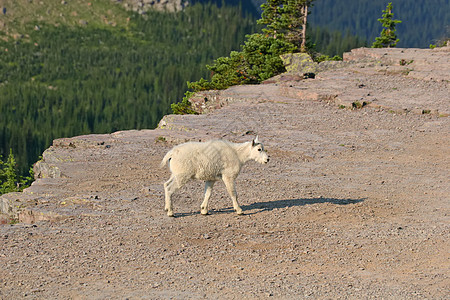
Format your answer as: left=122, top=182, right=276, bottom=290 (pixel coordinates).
left=160, top=149, right=173, bottom=168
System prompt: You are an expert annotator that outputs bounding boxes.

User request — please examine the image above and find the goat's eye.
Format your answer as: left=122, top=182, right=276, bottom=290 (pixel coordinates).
left=258, top=148, right=262, bottom=152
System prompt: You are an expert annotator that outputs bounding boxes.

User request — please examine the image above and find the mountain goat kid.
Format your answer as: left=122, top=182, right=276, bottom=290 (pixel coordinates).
left=161, top=137, right=269, bottom=217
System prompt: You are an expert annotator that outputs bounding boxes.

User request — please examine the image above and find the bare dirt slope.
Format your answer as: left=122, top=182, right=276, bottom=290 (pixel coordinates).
left=1, top=48, right=449, bottom=299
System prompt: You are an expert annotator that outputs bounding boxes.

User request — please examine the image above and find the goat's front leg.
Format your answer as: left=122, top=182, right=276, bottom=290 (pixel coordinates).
left=200, top=181, right=215, bottom=215
left=222, top=176, right=243, bottom=215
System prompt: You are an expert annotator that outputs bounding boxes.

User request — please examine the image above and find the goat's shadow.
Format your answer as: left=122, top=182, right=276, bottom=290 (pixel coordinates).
left=174, top=197, right=365, bottom=218
left=240, top=197, right=365, bottom=215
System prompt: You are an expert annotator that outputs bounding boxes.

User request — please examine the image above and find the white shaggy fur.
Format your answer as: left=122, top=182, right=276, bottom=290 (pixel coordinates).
left=161, top=137, right=269, bottom=217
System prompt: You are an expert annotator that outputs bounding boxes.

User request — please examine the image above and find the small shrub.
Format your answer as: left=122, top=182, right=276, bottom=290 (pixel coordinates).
left=171, top=91, right=198, bottom=115
left=352, top=101, right=363, bottom=109
left=0, top=150, right=34, bottom=195
left=9, top=218, right=19, bottom=225
left=156, top=136, right=166, bottom=143
left=399, top=59, right=413, bottom=66
left=430, top=38, right=450, bottom=48
left=352, top=101, right=370, bottom=109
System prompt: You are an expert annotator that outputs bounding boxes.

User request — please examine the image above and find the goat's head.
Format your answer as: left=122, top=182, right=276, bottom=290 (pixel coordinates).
left=250, top=136, right=269, bottom=164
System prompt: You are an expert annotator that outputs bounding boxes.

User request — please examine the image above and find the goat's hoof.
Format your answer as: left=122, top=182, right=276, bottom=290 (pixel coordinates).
left=201, top=209, right=209, bottom=215
left=167, top=211, right=174, bottom=217
left=236, top=209, right=244, bottom=215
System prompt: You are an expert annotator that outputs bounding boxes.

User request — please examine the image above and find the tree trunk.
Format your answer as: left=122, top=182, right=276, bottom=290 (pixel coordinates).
left=301, top=4, right=308, bottom=52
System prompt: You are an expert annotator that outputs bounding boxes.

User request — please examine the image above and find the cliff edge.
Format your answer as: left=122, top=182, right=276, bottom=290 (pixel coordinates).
left=1, top=47, right=449, bottom=299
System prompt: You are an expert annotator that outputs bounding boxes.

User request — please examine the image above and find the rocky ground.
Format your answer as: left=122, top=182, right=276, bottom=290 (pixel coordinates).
left=1, top=47, right=449, bottom=299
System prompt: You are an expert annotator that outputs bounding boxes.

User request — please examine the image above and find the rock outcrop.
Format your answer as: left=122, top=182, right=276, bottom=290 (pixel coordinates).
left=115, top=0, right=188, bottom=13
left=280, top=52, right=347, bottom=75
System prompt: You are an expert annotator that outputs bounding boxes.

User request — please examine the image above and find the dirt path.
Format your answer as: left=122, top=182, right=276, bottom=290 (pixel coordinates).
left=1, top=48, right=449, bottom=299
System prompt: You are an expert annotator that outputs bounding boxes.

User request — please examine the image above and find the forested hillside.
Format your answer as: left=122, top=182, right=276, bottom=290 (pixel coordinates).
left=0, top=1, right=259, bottom=175
left=308, top=0, right=450, bottom=48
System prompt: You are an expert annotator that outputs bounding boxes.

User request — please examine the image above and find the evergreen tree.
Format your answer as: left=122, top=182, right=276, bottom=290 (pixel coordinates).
left=372, top=2, right=401, bottom=48
left=0, top=150, right=19, bottom=194
left=258, top=0, right=315, bottom=51
left=185, top=33, right=296, bottom=93
left=258, top=0, right=284, bottom=38
left=0, top=149, right=34, bottom=195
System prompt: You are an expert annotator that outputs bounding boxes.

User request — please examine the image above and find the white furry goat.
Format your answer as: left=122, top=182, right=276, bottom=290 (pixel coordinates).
left=160, top=137, right=269, bottom=217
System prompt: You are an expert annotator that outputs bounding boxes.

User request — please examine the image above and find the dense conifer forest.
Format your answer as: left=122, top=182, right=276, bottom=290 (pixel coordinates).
left=308, top=0, right=450, bottom=48
left=0, top=3, right=259, bottom=175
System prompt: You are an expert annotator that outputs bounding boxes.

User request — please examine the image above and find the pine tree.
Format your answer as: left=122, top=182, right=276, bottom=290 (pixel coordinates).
left=372, top=2, right=402, bottom=48
left=258, top=0, right=315, bottom=52
left=0, top=149, right=19, bottom=194
left=0, top=149, right=34, bottom=195
left=258, top=0, right=284, bottom=38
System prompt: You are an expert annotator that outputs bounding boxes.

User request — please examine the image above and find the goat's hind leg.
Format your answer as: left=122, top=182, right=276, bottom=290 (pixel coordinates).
left=200, top=181, right=215, bottom=215
left=164, top=175, right=179, bottom=217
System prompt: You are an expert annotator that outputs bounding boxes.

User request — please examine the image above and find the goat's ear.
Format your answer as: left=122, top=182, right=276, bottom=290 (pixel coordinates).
left=254, top=135, right=260, bottom=144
